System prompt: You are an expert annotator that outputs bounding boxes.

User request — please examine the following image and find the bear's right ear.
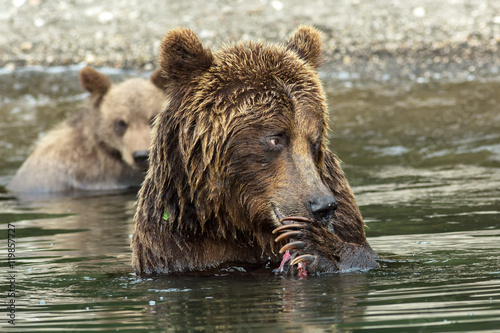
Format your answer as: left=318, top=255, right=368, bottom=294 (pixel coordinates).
left=158, top=28, right=214, bottom=86
left=286, top=25, right=324, bottom=70
left=79, top=66, right=111, bottom=97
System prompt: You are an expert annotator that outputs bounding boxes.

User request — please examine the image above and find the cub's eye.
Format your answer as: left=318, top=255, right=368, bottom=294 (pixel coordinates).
left=114, top=119, right=128, bottom=135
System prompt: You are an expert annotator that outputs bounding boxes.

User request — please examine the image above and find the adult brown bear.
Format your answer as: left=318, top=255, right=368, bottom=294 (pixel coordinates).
left=132, top=26, right=378, bottom=275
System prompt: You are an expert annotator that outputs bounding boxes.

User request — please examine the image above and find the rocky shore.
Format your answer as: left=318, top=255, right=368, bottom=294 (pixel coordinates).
left=1, top=0, right=499, bottom=81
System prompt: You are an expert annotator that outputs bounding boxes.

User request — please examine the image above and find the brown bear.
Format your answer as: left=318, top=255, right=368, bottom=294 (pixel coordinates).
left=132, top=26, right=378, bottom=275
left=8, top=67, right=167, bottom=193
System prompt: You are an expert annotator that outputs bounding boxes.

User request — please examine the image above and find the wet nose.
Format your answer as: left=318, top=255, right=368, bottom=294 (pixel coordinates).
left=133, top=150, right=149, bottom=167
left=308, top=194, right=338, bottom=222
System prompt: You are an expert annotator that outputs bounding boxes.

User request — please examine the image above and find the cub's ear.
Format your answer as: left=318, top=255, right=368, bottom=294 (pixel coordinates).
left=159, top=28, right=214, bottom=87
left=79, top=66, right=111, bottom=96
left=150, top=69, right=168, bottom=91
left=286, top=25, right=324, bottom=69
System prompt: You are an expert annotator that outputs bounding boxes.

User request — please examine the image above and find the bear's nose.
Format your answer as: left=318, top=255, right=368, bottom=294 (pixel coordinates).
left=308, top=194, right=338, bottom=223
left=133, top=150, right=149, bottom=168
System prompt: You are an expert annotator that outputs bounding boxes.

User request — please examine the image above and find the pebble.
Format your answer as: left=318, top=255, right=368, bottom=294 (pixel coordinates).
left=20, top=41, right=33, bottom=51
left=12, top=0, right=26, bottom=8
left=98, top=12, right=114, bottom=24
left=412, top=7, right=426, bottom=18
left=271, top=1, right=284, bottom=11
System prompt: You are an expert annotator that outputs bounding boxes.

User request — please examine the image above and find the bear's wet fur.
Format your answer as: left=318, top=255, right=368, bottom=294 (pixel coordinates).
left=132, top=26, right=378, bottom=275
left=8, top=67, right=167, bottom=193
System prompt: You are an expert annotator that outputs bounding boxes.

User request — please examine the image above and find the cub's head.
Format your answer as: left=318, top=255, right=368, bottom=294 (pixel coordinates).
left=148, top=26, right=337, bottom=248
left=79, top=67, right=167, bottom=170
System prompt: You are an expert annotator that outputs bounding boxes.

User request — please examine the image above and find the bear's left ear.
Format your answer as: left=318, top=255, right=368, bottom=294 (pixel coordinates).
left=150, top=69, right=168, bottom=91
left=79, top=66, right=111, bottom=96
left=159, top=28, right=214, bottom=87
left=286, top=25, right=324, bottom=70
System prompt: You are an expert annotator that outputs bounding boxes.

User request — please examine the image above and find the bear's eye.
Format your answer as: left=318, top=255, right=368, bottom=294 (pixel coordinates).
left=114, top=119, right=128, bottom=135
left=149, top=116, right=157, bottom=127
left=270, top=137, right=280, bottom=146
left=309, top=136, right=322, bottom=160
left=263, top=134, right=286, bottom=152
left=313, top=141, right=321, bottom=153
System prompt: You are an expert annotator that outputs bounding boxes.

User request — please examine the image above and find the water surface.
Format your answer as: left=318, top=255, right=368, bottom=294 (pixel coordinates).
left=0, top=68, right=499, bottom=332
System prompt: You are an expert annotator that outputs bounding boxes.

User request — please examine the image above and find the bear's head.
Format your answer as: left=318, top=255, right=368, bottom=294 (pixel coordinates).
left=79, top=67, right=167, bottom=170
left=143, top=26, right=342, bottom=251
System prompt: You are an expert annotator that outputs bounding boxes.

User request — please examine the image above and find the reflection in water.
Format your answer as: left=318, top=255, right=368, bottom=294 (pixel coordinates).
left=0, top=191, right=140, bottom=330
left=362, top=279, right=500, bottom=331
left=144, top=273, right=370, bottom=332
left=0, top=69, right=499, bottom=332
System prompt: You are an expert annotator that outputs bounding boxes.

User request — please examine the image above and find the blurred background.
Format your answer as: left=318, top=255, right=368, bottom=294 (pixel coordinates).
left=1, top=0, right=499, bottom=80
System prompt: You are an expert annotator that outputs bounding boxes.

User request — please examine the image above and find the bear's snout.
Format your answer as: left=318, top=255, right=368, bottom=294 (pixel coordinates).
left=308, top=194, right=338, bottom=223
left=132, top=150, right=149, bottom=170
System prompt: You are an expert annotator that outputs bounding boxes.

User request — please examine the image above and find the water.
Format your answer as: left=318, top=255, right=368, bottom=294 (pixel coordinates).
left=1, top=68, right=499, bottom=332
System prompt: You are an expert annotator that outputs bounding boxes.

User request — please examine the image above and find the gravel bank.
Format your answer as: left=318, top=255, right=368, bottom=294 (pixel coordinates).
left=1, top=0, right=500, bottom=81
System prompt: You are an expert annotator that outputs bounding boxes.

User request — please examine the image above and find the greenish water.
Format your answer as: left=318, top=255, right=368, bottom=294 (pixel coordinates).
left=1, top=68, right=499, bottom=332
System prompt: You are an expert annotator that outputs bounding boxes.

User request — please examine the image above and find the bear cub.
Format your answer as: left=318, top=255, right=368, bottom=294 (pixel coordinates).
left=132, top=26, right=379, bottom=276
left=8, top=67, right=166, bottom=193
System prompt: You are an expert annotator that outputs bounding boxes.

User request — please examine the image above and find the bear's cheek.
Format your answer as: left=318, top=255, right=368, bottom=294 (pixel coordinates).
left=263, top=160, right=308, bottom=217
left=222, top=162, right=276, bottom=225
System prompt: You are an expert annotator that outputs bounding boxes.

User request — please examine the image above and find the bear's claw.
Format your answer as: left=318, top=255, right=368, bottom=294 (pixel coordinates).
left=274, top=230, right=303, bottom=242
left=279, top=241, right=307, bottom=254
left=273, top=216, right=317, bottom=276
left=272, top=223, right=307, bottom=234
left=279, top=216, right=311, bottom=223
left=291, top=254, right=315, bottom=266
